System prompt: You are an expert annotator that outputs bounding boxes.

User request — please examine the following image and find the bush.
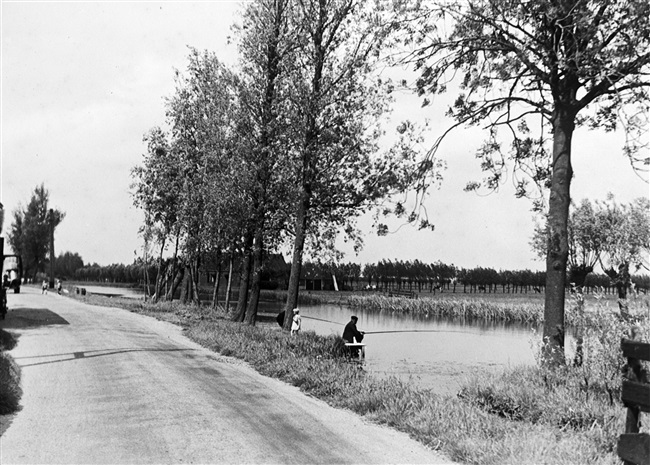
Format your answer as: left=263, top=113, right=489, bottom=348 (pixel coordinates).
left=0, top=329, right=18, bottom=351
left=0, top=351, right=22, bottom=414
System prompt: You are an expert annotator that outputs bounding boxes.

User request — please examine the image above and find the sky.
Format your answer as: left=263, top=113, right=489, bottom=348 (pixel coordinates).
left=1, top=1, right=648, bottom=272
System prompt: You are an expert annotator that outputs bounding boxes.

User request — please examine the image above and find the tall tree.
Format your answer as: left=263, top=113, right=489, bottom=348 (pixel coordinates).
left=131, top=127, right=182, bottom=301
left=281, top=0, right=422, bottom=328
left=8, top=184, right=65, bottom=280
left=403, top=0, right=650, bottom=363
left=230, top=0, right=298, bottom=324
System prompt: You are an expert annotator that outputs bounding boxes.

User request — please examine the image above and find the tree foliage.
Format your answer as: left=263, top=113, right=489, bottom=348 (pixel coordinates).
left=7, top=184, right=65, bottom=280
left=132, top=49, right=247, bottom=305
left=532, top=194, right=650, bottom=299
left=596, top=194, right=650, bottom=308
left=55, top=251, right=85, bottom=279
left=597, top=195, right=650, bottom=275
left=532, top=198, right=602, bottom=288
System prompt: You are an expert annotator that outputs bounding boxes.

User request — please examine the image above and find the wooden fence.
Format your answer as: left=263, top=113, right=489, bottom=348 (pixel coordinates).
left=387, top=289, right=417, bottom=299
left=618, top=329, right=650, bottom=465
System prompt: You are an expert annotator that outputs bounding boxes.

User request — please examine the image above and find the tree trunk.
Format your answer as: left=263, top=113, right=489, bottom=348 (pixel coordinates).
left=231, top=232, right=253, bottom=322
left=282, top=0, right=327, bottom=329
left=180, top=264, right=191, bottom=304
left=283, top=192, right=309, bottom=330
left=189, top=256, right=201, bottom=305
left=568, top=265, right=593, bottom=367
left=153, top=238, right=166, bottom=303
left=604, top=263, right=631, bottom=317
left=211, top=251, right=222, bottom=309
left=543, top=107, right=575, bottom=365
left=165, top=235, right=180, bottom=301
left=225, top=249, right=235, bottom=313
left=245, top=227, right=264, bottom=325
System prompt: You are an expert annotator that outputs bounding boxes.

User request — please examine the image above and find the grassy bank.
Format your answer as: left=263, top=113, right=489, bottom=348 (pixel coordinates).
left=0, top=329, right=22, bottom=415
left=68, top=290, right=649, bottom=464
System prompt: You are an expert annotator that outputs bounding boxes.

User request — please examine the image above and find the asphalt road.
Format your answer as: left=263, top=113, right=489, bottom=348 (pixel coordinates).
left=0, top=287, right=453, bottom=464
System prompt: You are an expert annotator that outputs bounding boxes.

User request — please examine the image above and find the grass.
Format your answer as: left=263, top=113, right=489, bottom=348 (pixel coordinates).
left=0, top=329, right=18, bottom=351
left=0, top=329, right=22, bottom=415
left=66, top=289, right=650, bottom=464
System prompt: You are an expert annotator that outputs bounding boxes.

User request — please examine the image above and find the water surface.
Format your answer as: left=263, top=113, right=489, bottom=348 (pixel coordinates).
left=261, top=301, right=548, bottom=395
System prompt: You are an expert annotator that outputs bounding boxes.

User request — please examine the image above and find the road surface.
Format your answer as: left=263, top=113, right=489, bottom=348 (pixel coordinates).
left=0, top=287, right=453, bottom=464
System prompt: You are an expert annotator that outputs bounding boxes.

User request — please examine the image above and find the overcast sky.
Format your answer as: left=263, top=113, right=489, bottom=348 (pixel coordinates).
left=1, top=1, right=648, bottom=271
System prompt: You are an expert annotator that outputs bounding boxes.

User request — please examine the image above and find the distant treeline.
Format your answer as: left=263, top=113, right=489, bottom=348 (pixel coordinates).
left=55, top=256, right=649, bottom=295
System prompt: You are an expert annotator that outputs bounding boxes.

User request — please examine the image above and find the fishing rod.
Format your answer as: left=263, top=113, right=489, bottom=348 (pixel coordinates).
left=302, top=316, right=480, bottom=335
left=362, top=329, right=480, bottom=335
left=302, top=315, right=345, bottom=325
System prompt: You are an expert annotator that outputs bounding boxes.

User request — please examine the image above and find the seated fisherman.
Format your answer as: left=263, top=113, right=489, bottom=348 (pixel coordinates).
left=342, top=315, right=365, bottom=357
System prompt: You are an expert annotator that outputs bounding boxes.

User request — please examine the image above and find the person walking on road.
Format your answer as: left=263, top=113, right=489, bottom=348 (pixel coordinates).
left=42, top=280, right=48, bottom=294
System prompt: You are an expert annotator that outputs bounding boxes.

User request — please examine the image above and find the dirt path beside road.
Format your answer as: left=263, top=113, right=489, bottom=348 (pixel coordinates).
left=0, top=287, right=453, bottom=464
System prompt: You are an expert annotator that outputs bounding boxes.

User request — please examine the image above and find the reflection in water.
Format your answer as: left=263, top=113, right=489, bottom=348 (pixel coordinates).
left=82, top=286, right=145, bottom=299
left=258, top=300, right=569, bottom=396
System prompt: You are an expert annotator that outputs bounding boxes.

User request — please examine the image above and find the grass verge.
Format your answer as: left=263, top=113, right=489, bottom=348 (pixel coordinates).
left=0, top=329, right=22, bottom=415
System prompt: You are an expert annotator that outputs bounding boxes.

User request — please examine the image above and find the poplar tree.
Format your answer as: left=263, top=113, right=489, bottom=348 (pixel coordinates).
left=8, top=184, right=65, bottom=281
left=281, top=0, right=424, bottom=328
left=230, top=0, right=298, bottom=324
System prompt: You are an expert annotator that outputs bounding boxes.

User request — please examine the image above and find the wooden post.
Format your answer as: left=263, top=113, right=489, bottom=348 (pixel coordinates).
left=49, top=209, right=55, bottom=289
left=618, top=326, right=650, bottom=465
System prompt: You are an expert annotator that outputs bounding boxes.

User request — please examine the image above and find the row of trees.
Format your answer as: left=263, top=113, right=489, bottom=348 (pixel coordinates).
left=60, top=254, right=649, bottom=300
left=131, top=1, right=434, bottom=327
left=3, top=185, right=647, bottom=318
left=5, top=185, right=65, bottom=281
left=309, top=259, right=649, bottom=294
left=69, top=260, right=153, bottom=285
left=6, top=187, right=645, bottom=300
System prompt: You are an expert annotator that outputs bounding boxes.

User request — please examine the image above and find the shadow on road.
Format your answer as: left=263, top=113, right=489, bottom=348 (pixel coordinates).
left=0, top=308, right=70, bottom=329
left=14, top=347, right=198, bottom=367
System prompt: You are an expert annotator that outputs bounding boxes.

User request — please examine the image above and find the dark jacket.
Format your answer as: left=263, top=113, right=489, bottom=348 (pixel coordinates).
left=342, top=320, right=364, bottom=343
left=276, top=311, right=285, bottom=328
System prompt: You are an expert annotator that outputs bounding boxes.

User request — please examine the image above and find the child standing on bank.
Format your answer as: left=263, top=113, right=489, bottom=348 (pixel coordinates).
left=291, top=308, right=301, bottom=335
